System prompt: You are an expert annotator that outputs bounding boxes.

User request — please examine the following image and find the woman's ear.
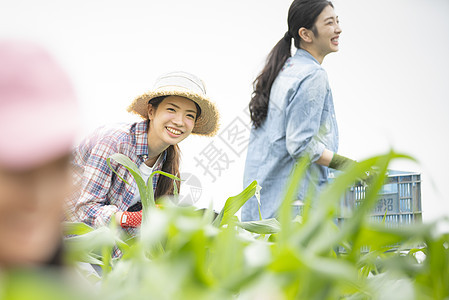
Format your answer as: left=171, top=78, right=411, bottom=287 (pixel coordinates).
left=298, top=27, right=313, bottom=43
left=147, top=103, right=155, bottom=120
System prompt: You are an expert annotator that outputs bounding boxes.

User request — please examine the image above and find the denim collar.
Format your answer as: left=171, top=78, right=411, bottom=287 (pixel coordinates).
left=294, top=48, right=320, bottom=65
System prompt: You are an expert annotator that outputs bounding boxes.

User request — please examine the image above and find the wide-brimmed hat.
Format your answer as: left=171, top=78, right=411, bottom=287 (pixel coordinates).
left=127, top=71, right=220, bottom=137
left=0, top=41, right=79, bottom=170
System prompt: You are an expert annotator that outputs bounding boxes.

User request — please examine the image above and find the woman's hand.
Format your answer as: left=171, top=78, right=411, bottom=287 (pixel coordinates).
left=115, top=212, right=124, bottom=226
left=116, top=211, right=143, bottom=228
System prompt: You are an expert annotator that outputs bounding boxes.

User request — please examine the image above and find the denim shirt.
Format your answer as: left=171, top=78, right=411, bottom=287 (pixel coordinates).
left=242, top=49, right=339, bottom=221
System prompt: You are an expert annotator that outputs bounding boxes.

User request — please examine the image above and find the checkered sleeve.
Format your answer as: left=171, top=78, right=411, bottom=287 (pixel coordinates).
left=71, top=137, right=121, bottom=228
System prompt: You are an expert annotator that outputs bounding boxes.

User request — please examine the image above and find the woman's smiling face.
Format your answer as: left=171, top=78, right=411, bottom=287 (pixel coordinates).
left=147, top=96, right=198, bottom=147
left=308, top=5, right=342, bottom=62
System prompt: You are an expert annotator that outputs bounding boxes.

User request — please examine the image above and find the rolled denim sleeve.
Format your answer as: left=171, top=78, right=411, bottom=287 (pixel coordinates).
left=285, top=69, right=328, bottom=162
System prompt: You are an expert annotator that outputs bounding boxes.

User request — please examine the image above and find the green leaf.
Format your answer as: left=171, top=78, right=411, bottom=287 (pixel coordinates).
left=237, top=218, right=281, bottom=234
left=107, top=153, right=180, bottom=220
left=107, top=153, right=148, bottom=206
left=63, top=224, right=128, bottom=266
left=146, top=170, right=181, bottom=212
left=63, top=222, right=94, bottom=236
left=277, top=156, right=309, bottom=245
left=4, top=269, right=91, bottom=300
left=299, top=151, right=412, bottom=254
left=212, top=180, right=258, bottom=227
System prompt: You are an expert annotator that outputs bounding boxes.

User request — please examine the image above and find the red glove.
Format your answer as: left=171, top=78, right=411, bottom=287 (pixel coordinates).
left=120, top=211, right=142, bottom=228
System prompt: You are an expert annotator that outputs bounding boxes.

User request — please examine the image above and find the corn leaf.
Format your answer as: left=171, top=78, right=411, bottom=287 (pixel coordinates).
left=212, top=180, right=258, bottom=227
left=278, top=156, right=309, bottom=245
left=146, top=170, right=180, bottom=211
left=236, top=218, right=281, bottom=234
left=63, top=222, right=94, bottom=236
left=107, top=153, right=148, bottom=206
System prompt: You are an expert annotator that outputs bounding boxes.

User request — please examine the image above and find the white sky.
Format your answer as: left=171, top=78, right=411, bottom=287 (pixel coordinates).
left=1, top=0, right=448, bottom=223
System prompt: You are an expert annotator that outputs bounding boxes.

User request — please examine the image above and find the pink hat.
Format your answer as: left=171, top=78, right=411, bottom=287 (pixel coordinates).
left=0, top=41, right=79, bottom=170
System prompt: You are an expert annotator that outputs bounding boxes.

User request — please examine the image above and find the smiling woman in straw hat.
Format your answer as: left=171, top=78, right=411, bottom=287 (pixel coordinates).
left=67, top=71, right=219, bottom=254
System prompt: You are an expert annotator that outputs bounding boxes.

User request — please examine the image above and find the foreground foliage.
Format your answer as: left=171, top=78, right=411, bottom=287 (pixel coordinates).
left=2, top=151, right=449, bottom=300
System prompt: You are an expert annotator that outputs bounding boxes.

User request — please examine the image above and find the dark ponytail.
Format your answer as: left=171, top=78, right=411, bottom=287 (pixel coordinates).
left=249, top=0, right=333, bottom=129
left=249, top=34, right=293, bottom=129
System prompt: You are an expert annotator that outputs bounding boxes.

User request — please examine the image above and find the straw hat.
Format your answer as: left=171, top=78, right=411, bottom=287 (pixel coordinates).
left=127, top=71, right=220, bottom=137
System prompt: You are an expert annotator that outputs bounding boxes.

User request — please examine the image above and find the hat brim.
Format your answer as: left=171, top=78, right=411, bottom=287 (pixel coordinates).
left=127, top=87, right=220, bottom=137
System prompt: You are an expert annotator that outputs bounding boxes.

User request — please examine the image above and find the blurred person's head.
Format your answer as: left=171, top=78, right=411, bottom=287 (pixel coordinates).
left=0, top=41, right=79, bottom=268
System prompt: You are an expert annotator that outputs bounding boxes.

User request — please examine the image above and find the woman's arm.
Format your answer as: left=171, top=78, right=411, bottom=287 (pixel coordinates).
left=316, top=148, right=334, bottom=166
left=316, top=149, right=357, bottom=170
left=70, top=139, right=122, bottom=228
left=285, top=69, right=328, bottom=162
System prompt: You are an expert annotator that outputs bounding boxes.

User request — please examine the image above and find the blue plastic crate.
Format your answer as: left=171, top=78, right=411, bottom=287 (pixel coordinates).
left=329, top=170, right=422, bottom=227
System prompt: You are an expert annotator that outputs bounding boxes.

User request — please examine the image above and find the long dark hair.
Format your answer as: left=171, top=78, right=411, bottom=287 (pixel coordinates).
left=249, top=0, right=333, bottom=129
left=156, top=142, right=181, bottom=198
left=148, top=96, right=198, bottom=198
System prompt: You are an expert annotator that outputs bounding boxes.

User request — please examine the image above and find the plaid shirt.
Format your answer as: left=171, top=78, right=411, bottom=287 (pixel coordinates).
left=67, top=120, right=166, bottom=236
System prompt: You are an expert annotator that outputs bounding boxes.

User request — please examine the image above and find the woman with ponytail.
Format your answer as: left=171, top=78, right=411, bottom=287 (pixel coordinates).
left=242, top=0, right=355, bottom=221
left=67, top=72, right=219, bottom=256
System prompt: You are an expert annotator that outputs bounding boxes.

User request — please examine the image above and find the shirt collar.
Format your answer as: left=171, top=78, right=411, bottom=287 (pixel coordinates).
left=134, top=120, right=149, bottom=157
left=133, top=120, right=167, bottom=167
left=294, top=48, right=320, bottom=65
